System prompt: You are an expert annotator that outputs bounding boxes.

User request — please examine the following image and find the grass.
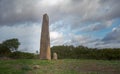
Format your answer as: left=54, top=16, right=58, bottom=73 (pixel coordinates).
left=0, top=59, right=119, bottom=74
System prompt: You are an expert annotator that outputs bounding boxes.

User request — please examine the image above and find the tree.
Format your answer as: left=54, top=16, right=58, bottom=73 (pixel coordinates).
left=2, top=38, right=20, bottom=51
left=0, top=44, right=11, bottom=56
left=51, top=45, right=120, bottom=60
left=36, top=50, right=39, bottom=54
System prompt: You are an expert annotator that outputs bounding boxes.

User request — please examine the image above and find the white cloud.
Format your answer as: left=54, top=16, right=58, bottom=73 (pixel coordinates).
left=40, top=0, right=64, bottom=6
left=112, top=27, right=117, bottom=32
left=105, top=20, right=113, bottom=27
left=50, top=31, right=64, bottom=46
left=95, top=25, right=120, bottom=48
left=0, top=23, right=41, bottom=53
left=50, top=31, right=63, bottom=40
left=80, top=20, right=113, bottom=32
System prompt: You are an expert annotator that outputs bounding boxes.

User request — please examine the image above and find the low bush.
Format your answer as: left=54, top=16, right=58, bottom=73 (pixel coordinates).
left=9, top=51, right=36, bottom=59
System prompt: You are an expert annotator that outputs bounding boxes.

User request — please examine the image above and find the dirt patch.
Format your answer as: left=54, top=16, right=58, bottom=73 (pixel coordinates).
left=69, top=62, right=119, bottom=74
left=0, top=57, right=12, bottom=60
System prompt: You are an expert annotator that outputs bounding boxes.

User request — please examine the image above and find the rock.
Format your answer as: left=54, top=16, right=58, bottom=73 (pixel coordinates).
left=53, top=52, right=58, bottom=60
left=33, top=65, right=40, bottom=69
left=40, top=14, right=51, bottom=60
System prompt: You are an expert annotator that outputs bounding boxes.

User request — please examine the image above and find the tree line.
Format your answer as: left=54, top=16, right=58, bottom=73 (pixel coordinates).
left=51, top=45, right=120, bottom=60
left=0, top=38, right=120, bottom=60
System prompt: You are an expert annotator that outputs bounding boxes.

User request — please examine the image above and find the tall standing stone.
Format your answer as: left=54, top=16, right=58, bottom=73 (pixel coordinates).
left=40, top=14, right=51, bottom=60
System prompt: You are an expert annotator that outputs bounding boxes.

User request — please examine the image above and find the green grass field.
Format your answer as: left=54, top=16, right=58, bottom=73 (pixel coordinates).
left=0, top=59, right=119, bottom=74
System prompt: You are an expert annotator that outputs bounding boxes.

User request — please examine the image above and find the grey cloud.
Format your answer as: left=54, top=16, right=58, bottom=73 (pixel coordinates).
left=94, top=25, right=120, bottom=48
left=80, top=20, right=113, bottom=32
left=0, top=0, right=120, bottom=30
left=58, top=0, right=120, bottom=30
left=78, top=0, right=120, bottom=30
left=102, top=25, right=120, bottom=43
left=0, top=0, right=43, bottom=25
left=62, top=33, right=97, bottom=47
left=94, top=27, right=120, bottom=48
left=98, top=0, right=120, bottom=21
left=99, top=0, right=120, bottom=5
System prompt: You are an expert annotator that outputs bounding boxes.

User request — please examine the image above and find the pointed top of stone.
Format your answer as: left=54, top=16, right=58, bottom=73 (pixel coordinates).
left=43, top=13, right=48, bottom=18
left=43, top=13, right=49, bottom=22
left=44, top=13, right=48, bottom=16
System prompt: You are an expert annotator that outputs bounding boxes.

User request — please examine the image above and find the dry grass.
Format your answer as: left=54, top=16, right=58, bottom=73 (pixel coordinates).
left=0, top=59, right=119, bottom=74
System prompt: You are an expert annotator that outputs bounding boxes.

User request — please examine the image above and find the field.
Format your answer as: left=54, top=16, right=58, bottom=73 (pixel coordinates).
left=0, top=59, right=119, bottom=74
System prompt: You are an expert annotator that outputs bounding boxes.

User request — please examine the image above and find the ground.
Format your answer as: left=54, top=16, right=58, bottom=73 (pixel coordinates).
left=0, top=59, right=119, bottom=74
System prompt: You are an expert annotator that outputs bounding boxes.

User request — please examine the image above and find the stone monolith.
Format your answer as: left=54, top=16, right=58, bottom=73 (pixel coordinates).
left=40, top=14, right=51, bottom=60
left=53, top=52, right=57, bottom=60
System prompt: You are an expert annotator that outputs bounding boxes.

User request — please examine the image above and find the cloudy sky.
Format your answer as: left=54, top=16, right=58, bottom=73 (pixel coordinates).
left=0, top=0, right=120, bottom=53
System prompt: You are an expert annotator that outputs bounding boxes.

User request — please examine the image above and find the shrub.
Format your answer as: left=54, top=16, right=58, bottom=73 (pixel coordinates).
left=51, top=45, right=120, bottom=60
left=9, top=51, right=36, bottom=59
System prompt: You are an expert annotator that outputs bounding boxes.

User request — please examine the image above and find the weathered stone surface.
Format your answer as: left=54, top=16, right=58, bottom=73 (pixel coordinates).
left=40, top=14, right=51, bottom=60
left=53, top=52, right=57, bottom=60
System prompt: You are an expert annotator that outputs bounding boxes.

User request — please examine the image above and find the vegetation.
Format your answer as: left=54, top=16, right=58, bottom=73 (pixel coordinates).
left=0, top=38, right=36, bottom=59
left=0, top=38, right=120, bottom=74
left=0, top=38, right=20, bottom=57
left=2, top=38, right=20, bottom=51
left=9, top=51, right=36, bottom=59
left=51, top=45, right=120, bottom=60
left=0, top=44, right=11, bottom=57
left=0, top=38, right=120, bottom=60
left=0, top=59, right=119, bottom=74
